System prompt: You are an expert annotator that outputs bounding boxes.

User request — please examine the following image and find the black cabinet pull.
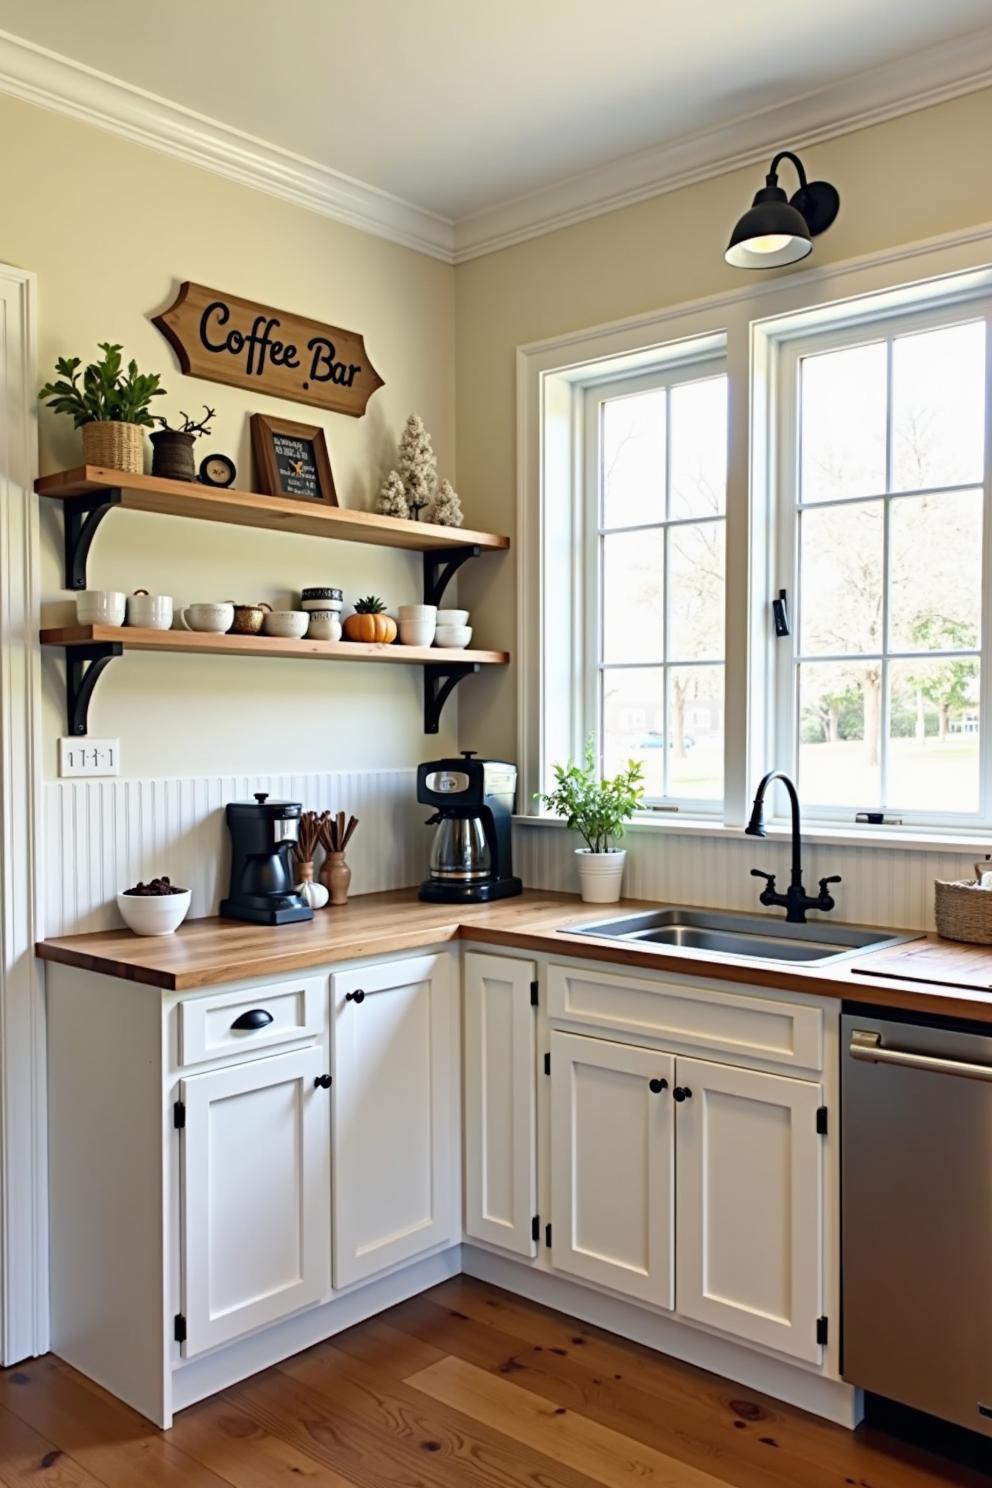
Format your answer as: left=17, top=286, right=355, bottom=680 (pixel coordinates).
left=345, top=989, right=366, bottom=1004
left=314, top=1073, right=332, bottom=1090
left=230, top=1008, right=274, bottom=1031
left=648, top=1077, right=668, bottom=1094
left=673, top=1086, right=693, bottom=1103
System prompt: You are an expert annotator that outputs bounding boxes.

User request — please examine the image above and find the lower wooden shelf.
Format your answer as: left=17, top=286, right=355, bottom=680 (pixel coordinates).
left=40, top=625, right=509, bottom=735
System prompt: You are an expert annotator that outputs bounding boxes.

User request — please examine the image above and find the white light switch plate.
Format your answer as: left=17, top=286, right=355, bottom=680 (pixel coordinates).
left=59, top=738, right=120, bottom=777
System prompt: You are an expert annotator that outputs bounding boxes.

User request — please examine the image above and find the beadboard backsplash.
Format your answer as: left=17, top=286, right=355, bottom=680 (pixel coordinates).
left=513, top=823, right=981, bottom=933
left=43, top=769, right=423, bottom=937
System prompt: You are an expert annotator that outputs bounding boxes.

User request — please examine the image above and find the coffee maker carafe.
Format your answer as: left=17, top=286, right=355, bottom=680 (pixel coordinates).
left=417, top=752, right=522, bottom=903
left=220, top=793, right=313, bottom=925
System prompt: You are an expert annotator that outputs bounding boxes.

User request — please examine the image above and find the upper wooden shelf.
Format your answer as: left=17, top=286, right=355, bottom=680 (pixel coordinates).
left=35, top=466, right=510, bottom=554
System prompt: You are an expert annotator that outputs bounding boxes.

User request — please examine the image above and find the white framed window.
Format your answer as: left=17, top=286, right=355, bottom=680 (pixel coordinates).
left=774, top=299, right=992, bottom=827
left=582, top=355, right=728, bottom=812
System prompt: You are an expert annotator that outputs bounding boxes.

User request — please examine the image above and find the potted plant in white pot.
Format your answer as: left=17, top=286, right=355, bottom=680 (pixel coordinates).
left=39, top=341, right=166, bottom=475
left=537, top=743, right=645, bottom=903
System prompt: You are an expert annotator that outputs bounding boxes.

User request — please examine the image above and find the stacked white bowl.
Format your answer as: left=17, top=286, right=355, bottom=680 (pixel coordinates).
left=435, top=609, right=472, bottom=648
left=398, top=604, right=437, bottom=646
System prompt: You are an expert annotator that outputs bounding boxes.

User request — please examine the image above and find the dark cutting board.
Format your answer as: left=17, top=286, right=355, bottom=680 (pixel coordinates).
left=854, top=937, right=992, bottom=993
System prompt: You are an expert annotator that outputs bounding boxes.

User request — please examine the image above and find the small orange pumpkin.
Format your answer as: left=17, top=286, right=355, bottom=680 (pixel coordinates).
left=343, top=595, right=398, bottom=644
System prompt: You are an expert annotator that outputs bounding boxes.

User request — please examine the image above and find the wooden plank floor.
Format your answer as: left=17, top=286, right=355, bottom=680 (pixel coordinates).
left=0, top=1276, right=984, bottom=1487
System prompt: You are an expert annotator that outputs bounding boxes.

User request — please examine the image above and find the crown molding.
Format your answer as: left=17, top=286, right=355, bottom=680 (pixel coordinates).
left=0, top=26, right=990, bottom=267
left=0, top=30, right=456, bottom=262
left=451, top=26, right=992, bottom=263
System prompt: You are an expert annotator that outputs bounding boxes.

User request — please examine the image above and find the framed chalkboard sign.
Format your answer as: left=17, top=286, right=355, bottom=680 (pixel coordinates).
left=250, top=413, right=337, bottom=506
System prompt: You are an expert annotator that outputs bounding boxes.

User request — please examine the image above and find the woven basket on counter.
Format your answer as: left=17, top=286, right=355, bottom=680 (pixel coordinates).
left=934, top=878, right=992, bottom=944
left=81, top=420, right=145, bottom=475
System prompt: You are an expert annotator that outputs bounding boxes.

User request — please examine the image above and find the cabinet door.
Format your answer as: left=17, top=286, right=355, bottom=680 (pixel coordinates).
left=463, top=952, right=537, bottom=1257
left=332, top=954, right=458, bottom=1288
left=675, top=1056, right=823, bottom=1362
left=550, top=1031, right=674, bottom=1306
left=179, top=1045, right=331, bottom=1358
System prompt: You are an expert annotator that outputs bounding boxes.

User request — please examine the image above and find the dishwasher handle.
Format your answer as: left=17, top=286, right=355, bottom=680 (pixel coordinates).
left=849, top=1028, right=992, bottom=1083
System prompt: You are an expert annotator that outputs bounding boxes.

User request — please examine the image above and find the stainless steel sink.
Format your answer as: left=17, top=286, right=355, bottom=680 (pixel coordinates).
left=566, top=906, right=919, bottom=966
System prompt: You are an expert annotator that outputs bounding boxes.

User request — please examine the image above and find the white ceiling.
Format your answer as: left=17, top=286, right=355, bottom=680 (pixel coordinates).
left=1, top=0, right=990, bottom=222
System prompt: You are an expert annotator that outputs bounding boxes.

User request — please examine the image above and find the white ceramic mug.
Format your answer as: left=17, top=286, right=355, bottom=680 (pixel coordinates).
left=127, top=590, right=174, bottom=630
left=76, top=590, right=126, bottom=626
left=182, top=602, right=234, bottom=633
left=307, top=610, right=342, bottom=642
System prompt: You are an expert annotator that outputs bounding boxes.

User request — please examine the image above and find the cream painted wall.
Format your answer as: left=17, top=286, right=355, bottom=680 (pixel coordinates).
left=454, top=86, right=992, bottom=760
left=0, top=93, right=458, bottom=778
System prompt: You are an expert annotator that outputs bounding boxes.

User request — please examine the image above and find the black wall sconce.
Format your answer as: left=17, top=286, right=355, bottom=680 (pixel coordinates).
left=725, top=150, right=839, bottom=269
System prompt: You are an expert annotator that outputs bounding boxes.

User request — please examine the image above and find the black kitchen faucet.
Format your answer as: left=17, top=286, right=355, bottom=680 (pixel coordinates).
left=744, top=770, right=841, bottom=924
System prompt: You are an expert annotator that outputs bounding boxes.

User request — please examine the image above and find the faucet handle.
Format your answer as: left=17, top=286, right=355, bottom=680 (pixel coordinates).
left=750, top=869, right=776, bottom=887
left=819, top=874, right=842, bottom=892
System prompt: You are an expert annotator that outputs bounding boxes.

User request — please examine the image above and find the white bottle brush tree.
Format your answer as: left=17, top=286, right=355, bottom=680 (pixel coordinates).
left=377, top=469, right=408, bottom=519
left=397, top=412, right=437, bottom=520
left=429, top=478, right=464, bottom=528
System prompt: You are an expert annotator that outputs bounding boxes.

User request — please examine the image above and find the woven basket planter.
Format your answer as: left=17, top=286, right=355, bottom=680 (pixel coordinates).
left=934, top=878, right=992, bottom=944
left=82, top=420, right=145, bottom=475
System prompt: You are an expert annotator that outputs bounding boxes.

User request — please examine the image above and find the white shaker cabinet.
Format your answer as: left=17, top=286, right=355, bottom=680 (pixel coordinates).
left=549, top=1030, right=675, bottom=1307
left=332, top=953, right=459, bottom=1288
left=674, top=1056, right=824, bottom=1363
left=463, top=951, right=539, bottom=1257
left=179, top=1044, right=332, bottom=1357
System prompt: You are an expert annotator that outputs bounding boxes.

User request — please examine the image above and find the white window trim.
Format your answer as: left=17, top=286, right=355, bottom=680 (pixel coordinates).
left=772, top=298, right=992, bottom=830
left=517, top=219, right=992, bottom=841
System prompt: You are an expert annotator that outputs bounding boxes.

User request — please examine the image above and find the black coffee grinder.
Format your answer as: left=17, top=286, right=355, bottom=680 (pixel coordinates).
left=220, top=793, right=313, bottom=925
left=417, top=752, right=522, bottom=903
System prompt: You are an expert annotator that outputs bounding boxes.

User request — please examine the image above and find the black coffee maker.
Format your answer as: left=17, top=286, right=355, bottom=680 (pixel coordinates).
left=417, top=752, right=522, bottom=903
left=220, top=793, right=313, bottom=925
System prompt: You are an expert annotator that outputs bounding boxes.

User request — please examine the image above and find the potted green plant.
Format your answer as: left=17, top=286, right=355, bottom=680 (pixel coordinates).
left=39, top=342, right=166, bottom=475
left=537, top=742, right=645, bottom=903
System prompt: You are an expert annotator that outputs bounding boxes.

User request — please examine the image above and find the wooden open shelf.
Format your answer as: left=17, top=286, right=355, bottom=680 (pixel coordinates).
left=36, top=466, right=510, bottom=554
left=41, top=625, right=509, bottom=667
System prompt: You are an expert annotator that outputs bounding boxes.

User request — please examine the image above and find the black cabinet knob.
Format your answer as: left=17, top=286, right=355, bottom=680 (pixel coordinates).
left=313, top=1073, right=332, bottom=1090
left=648, top=1077, right=668, bottom=1094
left=672, top=1086, right=693, bottom=1102
left=230, top=1008, right=274, bottom=1031
left=345, top=989, right=365, bottom=1004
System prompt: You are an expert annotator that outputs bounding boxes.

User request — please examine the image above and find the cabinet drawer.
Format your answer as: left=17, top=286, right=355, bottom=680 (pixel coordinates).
left=547, top=963, right=822, bottom=1071
left=178, top=976, right=325, bottom=1067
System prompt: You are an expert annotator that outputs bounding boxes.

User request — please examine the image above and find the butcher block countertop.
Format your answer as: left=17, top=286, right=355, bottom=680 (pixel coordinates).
left=34, top=887, right=992, bottom=1019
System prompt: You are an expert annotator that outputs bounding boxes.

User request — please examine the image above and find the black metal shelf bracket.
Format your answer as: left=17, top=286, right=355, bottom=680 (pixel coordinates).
left=422, top=545, right=481, bottom=608
left=64, top=489, right=122, bottom=590
left=65, top=643, right=122, bottom=736
left=424, top=662, right=480, bottom=734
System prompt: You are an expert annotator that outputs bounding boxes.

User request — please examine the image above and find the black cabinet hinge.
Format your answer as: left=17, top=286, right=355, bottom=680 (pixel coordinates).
left=531, top=1214, right=540, bottom=1243
left=544, top=1222, right=552, bottom=1249
left=174, top=1313, right=187, bottom=1343
left=816, top=1315, right=828, bottom=1346
left=815, top=1106, right=828, bottom=1135
left=530, top=979, right=539, bottom=1008
left=173, top=1099, right=186, bottom=1130
left=544, top=1051, right=551, bottom=1076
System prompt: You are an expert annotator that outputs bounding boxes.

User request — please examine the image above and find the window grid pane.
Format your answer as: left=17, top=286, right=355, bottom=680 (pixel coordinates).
left=793, top=316, right=987, bottom=817
left=598, top=372, right=727, bottom=804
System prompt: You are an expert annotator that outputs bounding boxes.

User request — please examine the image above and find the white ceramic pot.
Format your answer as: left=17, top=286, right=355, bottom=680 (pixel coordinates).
left=183, top=602, right=234, bottom=633
left=117, top=888, right=191, bottom=936
left=434, top=624, right=472, bottom=649
left=77, top=590, right=126, bottom=626
left=264, top=609, right=309, bottom=639
left=399, top=604, right=437, bottom=621
left=400, top=616, right=437, bottom=647
left=300, top=587, right=343, bottom=612
left=436, top=608, right=469, bottom=627
left=575, top=848, right=626, bottom=904
left=127, top=590, right=173, bottom=630
left=306, top=610, right=342, bottom=642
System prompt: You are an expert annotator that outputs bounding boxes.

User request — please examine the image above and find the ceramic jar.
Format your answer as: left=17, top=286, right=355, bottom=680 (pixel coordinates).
left=150, top=429, right=196, bottom=482
left=77, top=590, right=126, bottom=626
left=229, top=602, right=272, bottom=635
left=434, top=624, right=472, bottom=648
left=306, top=610, right=343, bottom=642
left=127, top=590, right=173, bottom=630
left=263, top=609, right=309, bottom=639
left=301, top=587, right=343, bottom=612
left=182, top=602, right=234, bottom=633
left=398, top=604, right=437, bottom=647
left=321, top=851, right=351, bottom=905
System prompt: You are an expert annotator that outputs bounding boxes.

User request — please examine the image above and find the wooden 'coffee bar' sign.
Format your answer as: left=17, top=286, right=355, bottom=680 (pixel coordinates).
left=152, top=282, right=384, bottom=417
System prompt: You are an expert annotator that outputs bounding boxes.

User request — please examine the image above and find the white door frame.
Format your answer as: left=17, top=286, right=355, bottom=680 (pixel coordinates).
left=0, top=262, right=45, bottom=1362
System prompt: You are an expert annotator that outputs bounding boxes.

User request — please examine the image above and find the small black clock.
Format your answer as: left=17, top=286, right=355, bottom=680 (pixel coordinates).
left=198, top=453, right=237, bottom=488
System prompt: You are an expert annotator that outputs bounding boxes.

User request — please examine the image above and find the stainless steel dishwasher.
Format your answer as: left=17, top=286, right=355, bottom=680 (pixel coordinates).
left=842, top=1009, right=992, bottom=1436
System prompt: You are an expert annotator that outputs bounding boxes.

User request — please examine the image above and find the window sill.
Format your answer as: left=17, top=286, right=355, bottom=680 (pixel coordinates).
left=514, top=812, right=991, bottom=855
